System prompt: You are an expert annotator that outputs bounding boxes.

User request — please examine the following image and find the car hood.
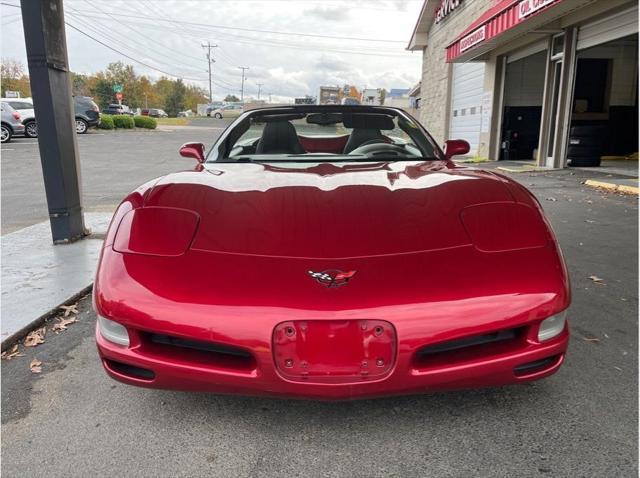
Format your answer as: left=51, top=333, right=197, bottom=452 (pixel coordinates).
left=142, top=161, right=516, bottom=258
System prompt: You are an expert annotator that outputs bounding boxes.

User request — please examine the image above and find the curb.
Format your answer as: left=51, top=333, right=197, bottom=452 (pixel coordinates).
left=1, top=285, right=93, bottom=352
left=584, top=179, right=639, bottom=195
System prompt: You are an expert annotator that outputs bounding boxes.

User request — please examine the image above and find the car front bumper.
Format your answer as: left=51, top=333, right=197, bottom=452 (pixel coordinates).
left=96, top=318, right=569, bottom=400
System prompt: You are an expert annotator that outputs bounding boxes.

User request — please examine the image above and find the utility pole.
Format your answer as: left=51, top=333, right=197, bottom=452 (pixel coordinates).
left=21, top=0, right=86, bottom=243
left=238, top=66, right=249, bottom=104
left=201, top=41, right=217, bottom=103
left=256, top=83, right=263, bottom=100
left=268, top=92, right=272, bottom=103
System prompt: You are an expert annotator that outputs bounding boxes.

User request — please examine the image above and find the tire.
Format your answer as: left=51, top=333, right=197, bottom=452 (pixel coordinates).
left=24, top=121, right=38, bottom=138
left=75, top=118, right=88, bottom=134
left=214, top=113, right=222, bottom=119
left=1, top=124, right=11, bottom=143
left=567, top=156, right=602, bottom=167
left=567, top=145, right=601, bottom=158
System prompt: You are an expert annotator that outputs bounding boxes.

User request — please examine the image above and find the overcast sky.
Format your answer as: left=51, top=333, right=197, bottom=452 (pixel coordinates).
left=1, top=0, right=423, bottom=102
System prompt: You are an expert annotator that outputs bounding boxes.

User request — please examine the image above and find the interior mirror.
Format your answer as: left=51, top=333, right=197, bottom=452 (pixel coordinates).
left=179, top=142, right=205, bottom=163
left=444, top=139, right=470, bottom=160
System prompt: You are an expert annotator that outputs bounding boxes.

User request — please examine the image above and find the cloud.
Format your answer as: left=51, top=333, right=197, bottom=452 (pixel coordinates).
left=315, top=55, right=350, bottom=73
left=304, top=6, right=349, bottom=22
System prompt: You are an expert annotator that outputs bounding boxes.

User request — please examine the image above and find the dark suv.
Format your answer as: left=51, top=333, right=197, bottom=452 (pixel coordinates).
left=102, top=103, right=133, bottom=116
left=74, top=96, right=101, bottom=134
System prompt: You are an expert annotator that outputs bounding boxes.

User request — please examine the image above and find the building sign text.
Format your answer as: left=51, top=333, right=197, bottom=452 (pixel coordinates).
left=518, top=0, right=557, bottom=20
left=459, top=25, right=486, bottom=52
left=435, top=0, right=464, bottom=24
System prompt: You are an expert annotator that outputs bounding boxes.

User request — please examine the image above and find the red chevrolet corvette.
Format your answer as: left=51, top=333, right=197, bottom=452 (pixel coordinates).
left=94, top=105, right=570, bottom=399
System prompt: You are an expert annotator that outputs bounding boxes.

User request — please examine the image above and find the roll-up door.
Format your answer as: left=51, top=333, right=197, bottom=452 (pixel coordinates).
left=449, top=62, right=485, bottom=155
left=577, top=5, right=639, bottom=51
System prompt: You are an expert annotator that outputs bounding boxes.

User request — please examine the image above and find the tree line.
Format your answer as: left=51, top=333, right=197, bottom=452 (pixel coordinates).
left=1, top=59, right=210, bottom=117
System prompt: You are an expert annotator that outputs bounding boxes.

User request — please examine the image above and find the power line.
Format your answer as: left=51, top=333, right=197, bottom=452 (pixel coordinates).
left=64, top=20, right=208, bottom=81
left=65, top=11, right=207, bottom=78
left=48, top=8, right=409, bottom=43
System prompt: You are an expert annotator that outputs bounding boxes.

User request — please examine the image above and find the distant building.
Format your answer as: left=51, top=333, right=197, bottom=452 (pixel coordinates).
left=295, top=96, right=316, bottom=105
left=361, top=88, right=384, bottom=105
left=318, top=86, right=341, bottom=105
left=408, top=82, right=421, bottom=110
left=385, top=88, right=412, bottom=109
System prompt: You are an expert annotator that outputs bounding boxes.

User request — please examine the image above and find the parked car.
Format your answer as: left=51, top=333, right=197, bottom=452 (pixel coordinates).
left=177, top=110, right=193, bottom=117
left=74, top=96, right=101, bottom=134
left=94, top=105, right=570, bottom=399
left=205, top=103, right=224, bottom=116
left=102, top=104, right=133, bottom=116
left=208, top=104, right=243, bottom=119
left=1, top=97, right=36, bottom=137
left=141, top=108, right=168, bottom=118
left=1, top=102, right=25, bottom=143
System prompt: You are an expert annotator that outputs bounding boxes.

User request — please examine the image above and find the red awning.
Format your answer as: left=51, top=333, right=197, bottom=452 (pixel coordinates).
left=446, top=0, right=564, bottom=61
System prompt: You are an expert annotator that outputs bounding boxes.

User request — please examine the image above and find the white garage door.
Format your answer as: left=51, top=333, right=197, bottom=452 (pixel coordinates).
left=449, top=62, right=485, bottom=156
left=577, top=4, right=639, bottom=51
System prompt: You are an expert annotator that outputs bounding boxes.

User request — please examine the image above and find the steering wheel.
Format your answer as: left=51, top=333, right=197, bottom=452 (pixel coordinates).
left=348, top=142, right=412, bottom=158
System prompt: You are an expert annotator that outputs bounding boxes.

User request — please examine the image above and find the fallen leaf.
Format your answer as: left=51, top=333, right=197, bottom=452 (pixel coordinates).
left=589, top=275, right=605, bottom=285
left=582, top=337, right=600, bottom=342
left=24, top=327, right=46, bottom=347
left=30, top=358, right=42, bottom=374
left=585, top=219, right=596, bottom=224
left=1, top=344, right=24, bottom=360
left=545, top=197, right=557, bottom=202
left=59, top=304, right=79, bottom=317
left=52, top=317, right=77, bottom=334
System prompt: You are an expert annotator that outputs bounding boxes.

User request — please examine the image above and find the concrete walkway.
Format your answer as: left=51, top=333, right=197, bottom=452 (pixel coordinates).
left=1, top=213, right=112, bottom=347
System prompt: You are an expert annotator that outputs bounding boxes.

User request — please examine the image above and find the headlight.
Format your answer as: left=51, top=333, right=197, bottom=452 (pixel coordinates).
left=538, top=311, right=567, bottom=342
left=97, top=315, right=130, bottom=346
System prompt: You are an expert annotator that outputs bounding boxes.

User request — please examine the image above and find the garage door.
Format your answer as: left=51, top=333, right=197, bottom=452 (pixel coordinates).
left=577, top=5, right=639, bottom=50
left=449, top=62, right=485, bottom=156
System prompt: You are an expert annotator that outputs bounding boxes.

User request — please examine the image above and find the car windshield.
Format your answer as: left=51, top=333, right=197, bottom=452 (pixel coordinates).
left=7, top=101, right=32, bottom=110
left=210, top=108, right=441, bottom=163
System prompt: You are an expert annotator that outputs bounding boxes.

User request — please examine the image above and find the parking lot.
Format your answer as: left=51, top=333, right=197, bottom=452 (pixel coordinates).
left=0, top=120, right=231, bottom=234
left=1, top=124, right=637, bottom=477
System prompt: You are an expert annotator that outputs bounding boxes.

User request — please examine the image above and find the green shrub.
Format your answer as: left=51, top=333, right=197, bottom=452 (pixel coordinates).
left=112, top=114, right=135, bottom=129
left=98, top=114, right=114, bottom=130
left=133, top=115, right=157, bottom=129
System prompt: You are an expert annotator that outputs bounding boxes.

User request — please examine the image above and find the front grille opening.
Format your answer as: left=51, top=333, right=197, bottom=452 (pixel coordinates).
left=414, top=327, right=525, bottom=369
left=514, top=355, right=559, bottom=377
left=143, top=333, right=256, bottom=372
left=105, top=359, right=155, bottom=381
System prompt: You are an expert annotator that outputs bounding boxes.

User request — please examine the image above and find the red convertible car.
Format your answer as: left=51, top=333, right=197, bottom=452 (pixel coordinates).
left=94, top=105, right=570, bottom=399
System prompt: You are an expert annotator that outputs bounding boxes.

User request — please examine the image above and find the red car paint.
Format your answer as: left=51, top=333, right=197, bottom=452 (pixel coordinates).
left=94, top=109, right=570, bottom=400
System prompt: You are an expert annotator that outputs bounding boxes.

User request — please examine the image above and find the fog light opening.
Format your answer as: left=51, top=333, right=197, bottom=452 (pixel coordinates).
left=97, top=315, right=130, bottom=346
left=537, top=311, right=567, bottom=342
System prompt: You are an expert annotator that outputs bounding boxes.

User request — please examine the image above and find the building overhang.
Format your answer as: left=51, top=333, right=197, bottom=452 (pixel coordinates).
left=407, top=0, right=440, bottom=51
left=446, top=0, right=600, bottom=62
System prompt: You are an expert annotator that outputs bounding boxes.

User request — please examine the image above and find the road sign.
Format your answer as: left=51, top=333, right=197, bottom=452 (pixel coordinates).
left=113, top=84, right=123, bottom=93
left=115, top=92, right=123, bottom=101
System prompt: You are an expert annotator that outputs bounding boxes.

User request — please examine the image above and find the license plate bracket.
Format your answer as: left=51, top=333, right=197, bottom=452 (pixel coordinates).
left=273, top=320, right=396, bottom=383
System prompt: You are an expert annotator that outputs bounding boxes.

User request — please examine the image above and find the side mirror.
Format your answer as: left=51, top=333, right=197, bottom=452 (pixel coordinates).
left=444, top=139, right=470, bottom=160
left=179, top=142, right=205, bottom=163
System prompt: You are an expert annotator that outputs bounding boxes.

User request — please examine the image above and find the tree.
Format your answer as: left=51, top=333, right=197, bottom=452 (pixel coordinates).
left=184, top=84, right=209, bottom=111
left=224, top=94, right=240, bottom=102
left=1, top=59, right=31, bottom=97
left=165, top=78, right=186, bottom=116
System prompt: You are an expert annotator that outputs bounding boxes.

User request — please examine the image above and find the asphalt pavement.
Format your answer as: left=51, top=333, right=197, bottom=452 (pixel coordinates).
left=1, top=154, right=637, bottom=476
left=0, top=119, right=231, bottom=234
